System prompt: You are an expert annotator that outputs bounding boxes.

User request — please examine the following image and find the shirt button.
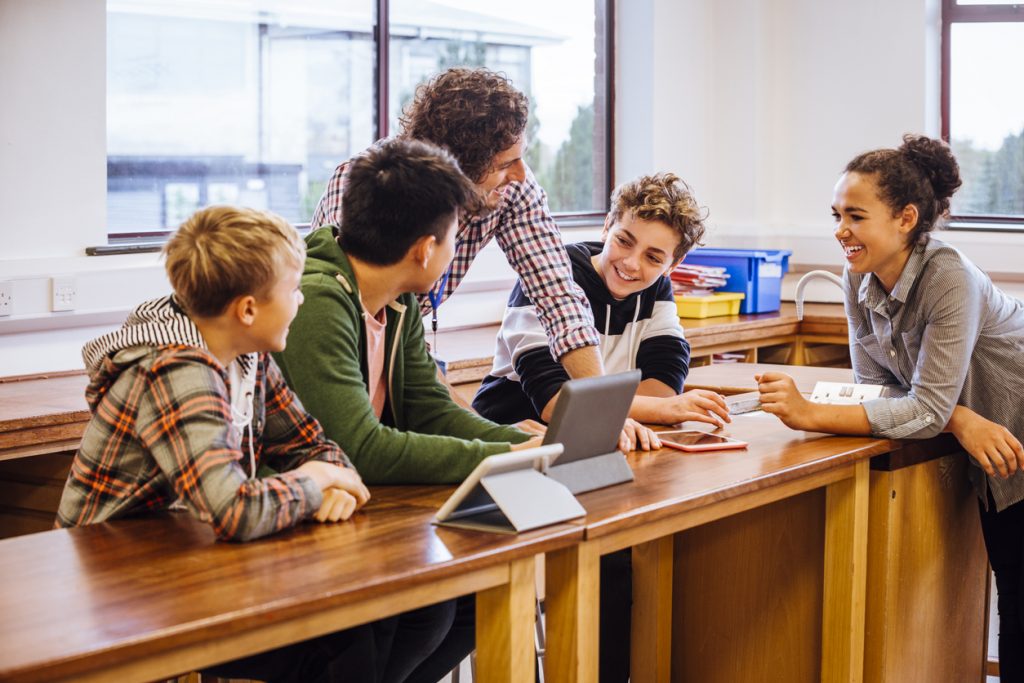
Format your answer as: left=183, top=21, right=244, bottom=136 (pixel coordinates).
left=925, top=414, right=934, bottom=423
left=890, top=350, right=896, bottom=357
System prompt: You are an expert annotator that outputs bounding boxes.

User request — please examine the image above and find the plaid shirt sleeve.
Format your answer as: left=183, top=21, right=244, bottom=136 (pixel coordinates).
left=489, top=174, right=599, bottom=359
left=311, top=161, right=348, bottom=229
left=258, top=354, right=352, bottom=471
left=135, top=353, right=325, bottom=542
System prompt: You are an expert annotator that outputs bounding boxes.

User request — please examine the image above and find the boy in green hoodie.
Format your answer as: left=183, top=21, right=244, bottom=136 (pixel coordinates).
left=275, top=138, right=540, bottom=683
left=274, top=139, right=537, bottom=486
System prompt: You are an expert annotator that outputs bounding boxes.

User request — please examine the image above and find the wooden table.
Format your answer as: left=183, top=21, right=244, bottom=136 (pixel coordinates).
left=685, top=362, right=853, bottom=395
left=673, top=363, right=989, bottom=683
left=542, top=414, right=889, bottom=682
left=0, top=487, right=583, bottom=683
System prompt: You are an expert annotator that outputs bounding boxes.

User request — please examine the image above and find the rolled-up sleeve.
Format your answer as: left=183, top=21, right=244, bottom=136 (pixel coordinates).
left=861, top=266, right=984, bottom=439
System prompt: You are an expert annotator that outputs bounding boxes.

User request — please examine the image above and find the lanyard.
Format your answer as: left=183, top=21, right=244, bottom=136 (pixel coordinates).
left=428, top=269, right=450, bottom=352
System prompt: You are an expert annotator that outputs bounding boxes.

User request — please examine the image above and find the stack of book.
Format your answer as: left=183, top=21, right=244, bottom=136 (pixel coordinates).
left=670, top=264, right=729, bottom=296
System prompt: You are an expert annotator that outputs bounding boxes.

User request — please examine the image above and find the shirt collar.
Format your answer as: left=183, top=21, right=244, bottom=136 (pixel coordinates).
left=857, top=241, right=928, bottom=313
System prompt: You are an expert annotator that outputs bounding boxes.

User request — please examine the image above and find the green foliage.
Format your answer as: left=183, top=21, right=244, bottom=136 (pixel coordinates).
left=544, top=103, right=595, bottom=212
left=952, top=129, right=1024, bottom=216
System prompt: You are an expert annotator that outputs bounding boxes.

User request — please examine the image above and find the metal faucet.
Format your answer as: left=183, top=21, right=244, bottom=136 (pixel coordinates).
left=795, top=270, right=844, bottom=320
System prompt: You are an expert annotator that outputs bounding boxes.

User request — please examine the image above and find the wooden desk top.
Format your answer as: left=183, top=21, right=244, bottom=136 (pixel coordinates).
left=685, top=362, right=854, bottom=395
left=0, top=488, right=582, bottom=682
left=576, top=415, right=891, bottom=542
left=0, top=304, right=848, bottom=453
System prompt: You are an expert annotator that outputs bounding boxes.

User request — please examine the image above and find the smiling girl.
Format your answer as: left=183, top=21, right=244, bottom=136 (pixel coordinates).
left=757, top=134, right=1024, bottom=678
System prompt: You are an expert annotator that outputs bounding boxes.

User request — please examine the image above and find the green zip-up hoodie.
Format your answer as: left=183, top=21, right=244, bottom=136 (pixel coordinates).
left=274, top=227, right=529, bottom=484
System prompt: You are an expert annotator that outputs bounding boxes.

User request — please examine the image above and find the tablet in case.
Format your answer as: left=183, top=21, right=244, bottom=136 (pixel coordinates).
left=433, top=444, right=585, bottom=534
left=543, top=370, right=641, bottom=494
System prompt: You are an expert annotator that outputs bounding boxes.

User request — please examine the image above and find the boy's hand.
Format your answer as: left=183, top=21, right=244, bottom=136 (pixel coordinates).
left=756, top=372, right=812, bottom=430
left=656, top=390, right=731, bottom=426
left=314, top=488, right=359, bottom=523
left=620, top=418, right=662, bottom=452
left=515, top=419, right=547, bottom=437
left=510, top=436, right=544, bottom=452
left=949, top=408, right=1024, bottom=479
left=298, top=461, right=371, bottom=508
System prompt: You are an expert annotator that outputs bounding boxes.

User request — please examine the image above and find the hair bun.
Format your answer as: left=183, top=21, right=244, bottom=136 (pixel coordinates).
left=899, top=134, right=962, bottom=206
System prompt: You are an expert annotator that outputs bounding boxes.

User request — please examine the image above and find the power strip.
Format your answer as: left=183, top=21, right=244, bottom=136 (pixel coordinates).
left=809, top=381, right=883, bottom=405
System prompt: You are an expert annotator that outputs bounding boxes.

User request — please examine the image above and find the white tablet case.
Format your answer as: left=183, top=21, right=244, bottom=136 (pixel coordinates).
left=434, top=444, right=585, bottom=534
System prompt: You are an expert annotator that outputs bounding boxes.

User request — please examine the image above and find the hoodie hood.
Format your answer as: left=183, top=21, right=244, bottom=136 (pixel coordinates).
left=80, top=296, right=255, bottom=414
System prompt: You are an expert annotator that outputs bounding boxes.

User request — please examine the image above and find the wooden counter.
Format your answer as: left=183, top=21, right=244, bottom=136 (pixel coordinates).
left=0, top=486, right=582, bottom=683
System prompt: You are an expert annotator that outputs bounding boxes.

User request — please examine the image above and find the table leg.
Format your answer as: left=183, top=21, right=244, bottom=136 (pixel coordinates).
left=476, top=555, right=537, bottom=683
left=822, top=459, right=869, bottom=683
left=631, top=535, right=674, bottom=683
left=544, top=541, right=601, bottom=683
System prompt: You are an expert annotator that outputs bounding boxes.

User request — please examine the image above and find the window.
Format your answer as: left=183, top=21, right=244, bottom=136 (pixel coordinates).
left=942, top=0, right=1024, bottom=228
left=106, top=0, right=612, bottom=239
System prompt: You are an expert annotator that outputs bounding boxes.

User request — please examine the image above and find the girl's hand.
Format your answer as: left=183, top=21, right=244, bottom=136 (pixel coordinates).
left=950, top=409, right=1024, bottom=479
left=656, top=389, right=731, bottom=426
left=757, top=372, right=812, bottom=431
left=619, top=418, right=662, bottom=452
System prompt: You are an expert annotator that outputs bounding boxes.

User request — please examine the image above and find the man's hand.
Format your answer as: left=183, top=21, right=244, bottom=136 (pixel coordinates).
left=314, top=488, right=359, bottom=523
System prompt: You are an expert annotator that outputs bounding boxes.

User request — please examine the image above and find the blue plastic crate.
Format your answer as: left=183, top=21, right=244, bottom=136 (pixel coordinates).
left=683, top=248, right=792, bottom=314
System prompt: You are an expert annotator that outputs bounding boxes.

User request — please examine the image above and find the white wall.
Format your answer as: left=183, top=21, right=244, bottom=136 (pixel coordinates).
left=618, top=0, right=1024, bottom=272
left=0, top=0, right=107, bottom=259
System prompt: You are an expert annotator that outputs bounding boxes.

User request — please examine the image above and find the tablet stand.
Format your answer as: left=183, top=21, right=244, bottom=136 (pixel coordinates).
left=437, top=468, right=585, bottom=534
left=546, top=450, right=635, bottom=494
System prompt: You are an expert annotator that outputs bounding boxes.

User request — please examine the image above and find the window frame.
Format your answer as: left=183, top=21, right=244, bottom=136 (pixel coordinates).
left=941, top=0, right=1024, bottom=232
left=100, top=0, right=614, bottom=247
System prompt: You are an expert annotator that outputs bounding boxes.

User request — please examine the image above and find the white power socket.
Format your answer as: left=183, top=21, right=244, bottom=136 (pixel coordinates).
left=51, top=276, right=77, bottom=312
left=810, top=381, right=884, bottom=405
left=0, top=281, right=12, bottom=317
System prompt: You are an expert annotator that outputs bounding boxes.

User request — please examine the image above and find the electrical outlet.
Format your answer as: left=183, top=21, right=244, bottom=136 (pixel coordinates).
left=0, top=281, right=12, bottom=317
left=51, top=276, right=77, bottom=312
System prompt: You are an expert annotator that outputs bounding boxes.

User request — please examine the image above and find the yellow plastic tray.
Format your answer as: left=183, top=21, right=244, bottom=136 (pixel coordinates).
left=675, top=292, right=746, bottom=319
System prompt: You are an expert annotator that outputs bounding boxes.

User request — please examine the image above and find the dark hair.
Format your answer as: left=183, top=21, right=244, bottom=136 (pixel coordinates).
left=845, top=134, right=962, bottom=245
left=338, top=138, right=476, bottom=266
left=608, top=173, right=707, bottom=260
left=399, top=67, right=529, bottom=182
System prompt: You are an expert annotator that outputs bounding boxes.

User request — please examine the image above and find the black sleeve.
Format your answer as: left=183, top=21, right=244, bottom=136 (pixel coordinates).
left=635, top=336, right=690, bottom=393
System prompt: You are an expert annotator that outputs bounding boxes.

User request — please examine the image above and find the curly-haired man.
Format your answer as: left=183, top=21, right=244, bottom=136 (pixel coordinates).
left=311, top=67, right=604, bottom=383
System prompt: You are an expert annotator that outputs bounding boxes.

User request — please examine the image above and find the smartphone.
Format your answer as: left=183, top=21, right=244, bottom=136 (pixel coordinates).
left=657, top=430, right=748, bottom=452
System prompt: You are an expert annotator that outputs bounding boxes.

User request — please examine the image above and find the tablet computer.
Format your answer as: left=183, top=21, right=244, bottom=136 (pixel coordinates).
left=543, top=369, right=641, bottom=466
left=657, top=429, right=748, bottom=452
left=434, top=444, right=584, bottom=533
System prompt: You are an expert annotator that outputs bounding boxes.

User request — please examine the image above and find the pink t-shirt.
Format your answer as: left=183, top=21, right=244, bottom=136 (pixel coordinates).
left=363, top=306, right=388, bottom=419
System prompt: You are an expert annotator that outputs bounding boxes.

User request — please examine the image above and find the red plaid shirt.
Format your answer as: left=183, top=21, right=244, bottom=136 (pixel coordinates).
left=311, top=159, right=599, bottom=359
left=56, top=348, right=348, bottom=542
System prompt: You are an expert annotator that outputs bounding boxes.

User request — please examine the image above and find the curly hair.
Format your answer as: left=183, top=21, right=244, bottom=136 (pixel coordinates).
left=608, top=173, right=707, bottom=260
left=845, top=134, right=962, bottom=245
left=399, top=67, right=529, bottom=183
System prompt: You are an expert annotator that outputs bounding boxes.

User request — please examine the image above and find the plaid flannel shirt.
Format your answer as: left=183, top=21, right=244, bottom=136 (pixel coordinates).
left=311, top=158, right=599, bottom=359
left=56, top=347, right=349, bottom=542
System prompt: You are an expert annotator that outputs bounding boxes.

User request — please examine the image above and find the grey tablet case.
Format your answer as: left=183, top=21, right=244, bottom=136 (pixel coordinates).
left=543, top=370, right=641, bottom=494
left=433, top=444, right=585, bottom=534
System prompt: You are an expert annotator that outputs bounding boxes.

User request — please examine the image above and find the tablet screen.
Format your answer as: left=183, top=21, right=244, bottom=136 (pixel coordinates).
left=659, top=431, right=740, bottom=447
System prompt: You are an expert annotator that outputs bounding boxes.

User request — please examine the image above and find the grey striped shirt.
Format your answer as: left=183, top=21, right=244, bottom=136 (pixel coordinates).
left=844, top=237, right=1024, bottom=512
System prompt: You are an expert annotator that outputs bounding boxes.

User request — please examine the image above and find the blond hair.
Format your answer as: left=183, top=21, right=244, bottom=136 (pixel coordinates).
left=164, top=206, right=305, bottom=318
left=608, top=173, right=707, bottom=260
